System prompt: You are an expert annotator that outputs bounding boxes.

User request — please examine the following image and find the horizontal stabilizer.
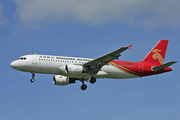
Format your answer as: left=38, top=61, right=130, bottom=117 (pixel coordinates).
left=152, top=61, right=177, bottom=71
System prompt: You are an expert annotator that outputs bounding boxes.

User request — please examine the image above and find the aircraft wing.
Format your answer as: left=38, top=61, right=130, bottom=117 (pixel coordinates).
left=83, top=45, right=132, bottom=74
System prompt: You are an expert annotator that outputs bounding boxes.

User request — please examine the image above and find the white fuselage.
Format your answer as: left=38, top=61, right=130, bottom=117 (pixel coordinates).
left=10, top=54, right=139, bottom=80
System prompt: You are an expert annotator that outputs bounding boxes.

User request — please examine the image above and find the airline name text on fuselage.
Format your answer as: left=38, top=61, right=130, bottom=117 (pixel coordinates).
left=39, top=55, right=92, bottom=62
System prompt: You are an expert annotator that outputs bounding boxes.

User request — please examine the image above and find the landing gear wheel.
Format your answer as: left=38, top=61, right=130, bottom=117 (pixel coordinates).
left=81, top=84, right=87, bottom=90
left=90, top=77, right=96, bottom=84
left=30, top=79, right=35, bottom=83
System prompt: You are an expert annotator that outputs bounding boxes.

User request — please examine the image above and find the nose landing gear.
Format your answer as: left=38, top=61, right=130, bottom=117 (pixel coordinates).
left=30, top=72, right=35, bottom=83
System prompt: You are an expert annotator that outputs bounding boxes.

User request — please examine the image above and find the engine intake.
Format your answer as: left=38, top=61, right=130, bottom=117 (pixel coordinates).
left=53, top=75, right=75, bottom=86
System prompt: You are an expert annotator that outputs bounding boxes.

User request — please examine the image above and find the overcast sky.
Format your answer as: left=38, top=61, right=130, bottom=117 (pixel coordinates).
left=1, top=0, right=180, bottom=120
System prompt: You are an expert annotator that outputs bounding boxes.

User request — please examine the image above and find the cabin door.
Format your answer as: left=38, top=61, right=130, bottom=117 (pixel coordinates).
left=32, top=54, right=37, bottom=64
left=138, top=63, right=144, bottom=72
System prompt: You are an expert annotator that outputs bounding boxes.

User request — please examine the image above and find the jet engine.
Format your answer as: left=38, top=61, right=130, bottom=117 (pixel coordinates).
left=53, top=75, right=75, bottom=86
left=59, top=65, right=83, bottom=75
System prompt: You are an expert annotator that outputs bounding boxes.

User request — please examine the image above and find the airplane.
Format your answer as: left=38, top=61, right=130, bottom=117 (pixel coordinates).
left=10, top=40, right=177, bottom=90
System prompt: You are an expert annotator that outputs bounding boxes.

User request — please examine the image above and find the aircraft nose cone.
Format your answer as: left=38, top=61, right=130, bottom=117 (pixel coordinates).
left=10, top=61, right=17, bottom=69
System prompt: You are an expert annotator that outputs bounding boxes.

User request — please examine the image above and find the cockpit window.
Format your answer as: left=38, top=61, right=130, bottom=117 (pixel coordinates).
left=18, top=57, right=26, bottom=60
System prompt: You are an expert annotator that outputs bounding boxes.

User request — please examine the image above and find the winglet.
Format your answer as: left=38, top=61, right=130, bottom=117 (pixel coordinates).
left=127, top=45, right=132, bottom=50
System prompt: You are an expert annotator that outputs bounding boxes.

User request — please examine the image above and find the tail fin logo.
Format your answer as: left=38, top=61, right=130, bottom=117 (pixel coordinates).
left=152, top=49, right=164, bottom=65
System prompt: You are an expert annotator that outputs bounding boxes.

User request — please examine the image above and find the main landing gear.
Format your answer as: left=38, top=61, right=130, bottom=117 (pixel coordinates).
left=81, top=82, right=87, bottom=90
left=30, top=72, right=35, bottom=83
left=80, top=77, right=96, bottom=90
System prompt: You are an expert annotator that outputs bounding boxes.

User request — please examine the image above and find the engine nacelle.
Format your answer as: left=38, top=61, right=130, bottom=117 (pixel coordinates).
left=59, top=65, right=83, bottom=75
left=53, top=75, right=75, bottom=86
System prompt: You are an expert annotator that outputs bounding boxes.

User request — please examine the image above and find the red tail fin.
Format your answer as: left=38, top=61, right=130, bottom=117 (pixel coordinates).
left=141, top=40, right=169, bottom=65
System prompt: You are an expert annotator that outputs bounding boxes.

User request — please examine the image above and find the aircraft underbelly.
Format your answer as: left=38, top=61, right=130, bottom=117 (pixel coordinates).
left=101, top=65, right=139, bottom=79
